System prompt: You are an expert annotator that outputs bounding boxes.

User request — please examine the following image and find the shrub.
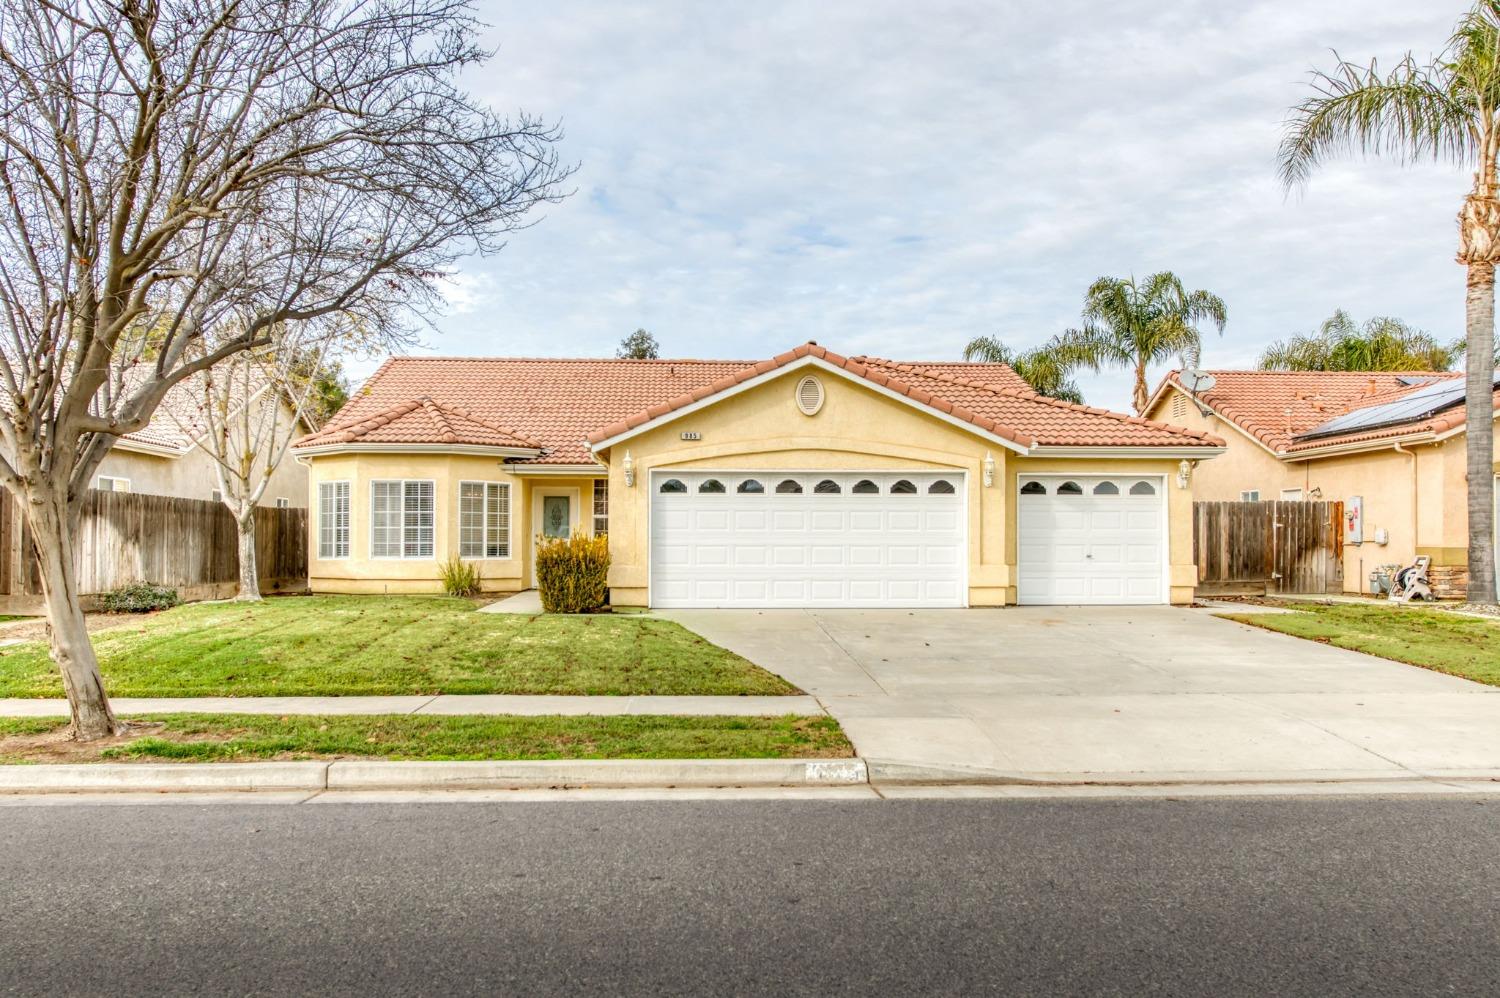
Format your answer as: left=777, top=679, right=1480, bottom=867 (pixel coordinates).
left=439, top=556, right=481, bottom=597
left=97, top=582, right=180, bottom=614
left=535, top=533, right=610, bottom=613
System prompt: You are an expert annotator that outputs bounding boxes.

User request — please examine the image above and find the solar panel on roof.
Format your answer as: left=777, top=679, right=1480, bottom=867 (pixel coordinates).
left=1297, top=377, right=1493, bottom=440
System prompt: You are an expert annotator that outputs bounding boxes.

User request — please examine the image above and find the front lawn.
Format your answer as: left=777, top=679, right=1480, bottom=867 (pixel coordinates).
left=1220, top=601, right=1500, bottom=687
left=0, top=713, right=851, bottom=763
left=0, top=596, right=796, bottom=698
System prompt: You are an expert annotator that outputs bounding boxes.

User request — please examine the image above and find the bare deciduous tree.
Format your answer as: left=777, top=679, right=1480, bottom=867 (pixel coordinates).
left=177, top=322, right=346, bottom=602
left=0, top=0, right=572, bottom=739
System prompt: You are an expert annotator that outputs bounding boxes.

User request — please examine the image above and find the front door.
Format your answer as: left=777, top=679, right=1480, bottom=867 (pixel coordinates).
left=531, top=488, right=580, bottom=586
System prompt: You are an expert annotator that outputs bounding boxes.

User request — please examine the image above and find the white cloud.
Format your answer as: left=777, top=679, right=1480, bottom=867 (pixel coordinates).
left=408, top=0, right=1478, bottom=409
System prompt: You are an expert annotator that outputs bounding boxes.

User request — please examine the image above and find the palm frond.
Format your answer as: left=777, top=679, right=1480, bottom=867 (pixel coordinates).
left=961, top=335, right=1016, bottom=364
left=1051, top=324, right=1131, bottom=371
left=1278, top=52, right=1474, bottom=191
left=1257, top=311, right=1461, bottom=371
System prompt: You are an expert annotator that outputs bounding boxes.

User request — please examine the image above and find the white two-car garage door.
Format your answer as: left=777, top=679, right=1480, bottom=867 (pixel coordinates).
left=1017, top=475, right=1166, bottom=605
left=650, top=470, right=966, bottom=608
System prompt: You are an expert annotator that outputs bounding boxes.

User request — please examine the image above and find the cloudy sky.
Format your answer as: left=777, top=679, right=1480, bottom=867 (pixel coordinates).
left=396, top=0, right=1470, bottom=412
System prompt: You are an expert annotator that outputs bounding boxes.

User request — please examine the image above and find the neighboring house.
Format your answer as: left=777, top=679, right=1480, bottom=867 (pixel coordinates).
left=94, top=377, right=310, bottom=507
left=1143, top=370, right=1500, bottom=596
left=293, top=342, right=1223, bottom=607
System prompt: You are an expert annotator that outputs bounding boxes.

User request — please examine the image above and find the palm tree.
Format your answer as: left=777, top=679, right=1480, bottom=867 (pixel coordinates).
left=962, top=336, right=1085, bottom=404
left=1048, top=272, right=1227, bottom=414
left=1259, top=310, right=1462, bottom=371
left=1279, top=2, right=1498, bottom=604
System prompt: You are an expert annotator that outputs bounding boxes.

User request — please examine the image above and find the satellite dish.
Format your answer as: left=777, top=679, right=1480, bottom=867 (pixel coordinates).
left=1180, top=369, right=1216, bottom=394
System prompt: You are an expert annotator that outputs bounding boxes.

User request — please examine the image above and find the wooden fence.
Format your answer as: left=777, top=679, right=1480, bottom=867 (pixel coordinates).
left=1193, top=500, right=1344, bottom=596
left=0, top=490, right=307, bottom=609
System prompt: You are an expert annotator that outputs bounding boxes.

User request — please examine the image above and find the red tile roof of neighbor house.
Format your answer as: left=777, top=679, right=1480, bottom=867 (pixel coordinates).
left=296, top=342, right=1222, bottom=462
left=1283, top=384, right=1500, bottom=452
left=1153, top=370, right=1473, bottom=453
left=117, top=370, right=289, bottom=454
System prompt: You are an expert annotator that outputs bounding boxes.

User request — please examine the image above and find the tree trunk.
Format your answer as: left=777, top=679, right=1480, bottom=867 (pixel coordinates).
left=1132, top=360, right=1149, bottom=414
left=235, top=510, right=262, bottom=601
left=1464, top=262, right=1497, bottom=605
left=30, top=494, right=122, bottom=739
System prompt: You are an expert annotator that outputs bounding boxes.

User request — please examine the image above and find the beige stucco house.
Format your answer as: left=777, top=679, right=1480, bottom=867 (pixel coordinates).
left=95, top=379, right=310, bottom=507
left=293, top=343, right=1223, bottom=607
left=1143, top=370, right=1500, bottom=597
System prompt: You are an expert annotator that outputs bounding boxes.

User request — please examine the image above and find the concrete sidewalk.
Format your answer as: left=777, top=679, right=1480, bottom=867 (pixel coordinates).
left=0, top=694, right=825, bottom=718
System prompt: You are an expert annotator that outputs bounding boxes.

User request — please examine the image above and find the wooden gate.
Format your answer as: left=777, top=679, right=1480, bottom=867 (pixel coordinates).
left=1193, top=500, right=1344, bottom=595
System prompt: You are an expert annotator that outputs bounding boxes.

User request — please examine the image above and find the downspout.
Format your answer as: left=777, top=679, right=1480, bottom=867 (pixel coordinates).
left=1393, top=442, right=1418, bottom=558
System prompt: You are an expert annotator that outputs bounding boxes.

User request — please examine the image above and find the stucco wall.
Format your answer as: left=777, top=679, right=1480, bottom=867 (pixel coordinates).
left=97, top=439, right=309, bottom=507
left=1143, top=386, right=1294, bottom=501
left=305, top=450, right=601, bottom=594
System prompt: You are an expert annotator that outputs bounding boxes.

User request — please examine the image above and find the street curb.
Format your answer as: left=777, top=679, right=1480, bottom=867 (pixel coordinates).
left=864, top=758, right=1500, bottom=788
left=0, top=762, right=328, bottom=792
left=0, top=758, right=868, bottom=793
left=326, top=758, right=868, bottom=790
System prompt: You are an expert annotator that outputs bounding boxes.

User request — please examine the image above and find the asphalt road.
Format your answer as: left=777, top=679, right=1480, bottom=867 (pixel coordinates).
left=2, top=795, right=1498, bottom=996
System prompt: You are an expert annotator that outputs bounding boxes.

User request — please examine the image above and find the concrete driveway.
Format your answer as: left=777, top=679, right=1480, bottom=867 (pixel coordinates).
left=661, top=606, right=1500, bottom=784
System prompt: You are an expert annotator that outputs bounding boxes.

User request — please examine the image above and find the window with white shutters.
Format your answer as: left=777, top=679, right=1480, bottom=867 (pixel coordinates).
left=371, top=480, right=434, bottom=558
left=318, top=481, right=350, bottom=559
left=459, top=482, right=510, bottom=558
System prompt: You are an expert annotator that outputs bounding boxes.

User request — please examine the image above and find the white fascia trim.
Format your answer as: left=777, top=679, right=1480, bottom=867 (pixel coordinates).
left=509, top=464, right=607, bottom=476
left=587, top=354, right=1033, bottom=456
left=290, top=442, right=543, bottom=459
left=1026, top=446, right=1227, bottom=460
left=1433, top=408, right=1499, bottom=443
left=113, top=438, right=186, bottom=459
left=1282, top=432, right=1438, bottom=461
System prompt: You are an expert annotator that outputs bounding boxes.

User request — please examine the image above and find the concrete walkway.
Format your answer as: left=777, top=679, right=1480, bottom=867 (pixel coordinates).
left=478, top=590, right=543, bottom=614
left=0, top=694, right=824, bottom=718
left=661, top=605, right=1500, bottom=784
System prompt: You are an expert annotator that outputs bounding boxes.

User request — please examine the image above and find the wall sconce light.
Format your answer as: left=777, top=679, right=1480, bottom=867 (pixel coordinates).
left=623, top=450, right=635, bottom=488
left=1176, top=459, right=1192, bottom=490
left=982, top=452, right=995, bottom=488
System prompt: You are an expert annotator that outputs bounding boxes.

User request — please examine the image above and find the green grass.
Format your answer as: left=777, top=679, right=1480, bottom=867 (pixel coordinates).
left=0, top=712, right=850, bottom=763
left=1221, top=602, right=1500, bottom=687
left=0, top=596, right=796, bottom=698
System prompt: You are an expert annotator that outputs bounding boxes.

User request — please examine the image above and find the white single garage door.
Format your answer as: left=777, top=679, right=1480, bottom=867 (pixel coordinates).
left=650, top=470, right=966, bottom=608
left=1017, top=475, right=1165, bottom=605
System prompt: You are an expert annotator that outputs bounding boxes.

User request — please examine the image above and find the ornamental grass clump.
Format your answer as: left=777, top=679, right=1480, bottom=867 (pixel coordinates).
left=439, top=556, right=481, bottom=597
left=535, top=534, right=610, bottom=613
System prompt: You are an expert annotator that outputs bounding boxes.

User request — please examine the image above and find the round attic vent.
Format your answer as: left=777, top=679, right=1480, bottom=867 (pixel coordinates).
left=795, top=375, right=825, bottom=416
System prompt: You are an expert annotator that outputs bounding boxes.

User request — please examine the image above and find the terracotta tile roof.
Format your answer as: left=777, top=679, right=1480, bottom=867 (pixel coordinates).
left=1154, top=370, right=1464, bottom=453
left=299, top=343, right=1221, bottom=462
left=1283, top=384, right=1499, bottom=452
left=296, top=397, right=543, bottom=449
left=298, top=356, right=756, bottom=463
left=852, top=358, right=1032, bottom=393
left=846, top=354, right=1222, bottom=448
left=116, top=371, right=275, bottom=453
